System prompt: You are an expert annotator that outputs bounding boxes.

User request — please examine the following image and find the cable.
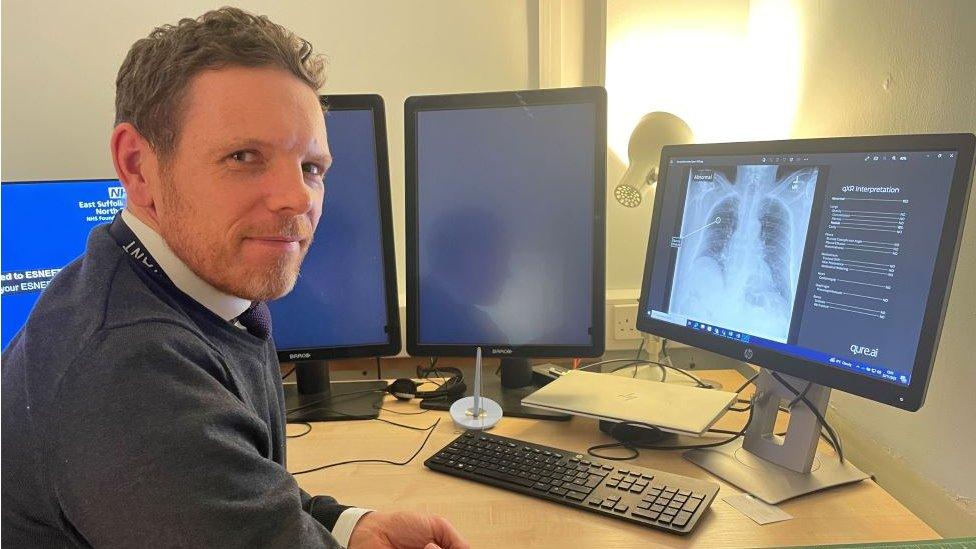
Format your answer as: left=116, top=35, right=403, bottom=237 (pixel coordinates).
left=376, top=357, right=383, bottom=380
left=769, top=371, right=844, bottom=463
left=733, top=371, right=760, bottom=394
left=285, top=386, right=387, bottom=416
left=588, top=406, right=756, bottom=460
left=290, top=418, right=441, bottom=476
left=580, top=357, right=702, bottom=386
left=286, top=422, right=312, bottom=439
left=374, top=405, right=430, bottom=416
left=281, top=366, right=296, bottom=380
left=787, top=380, right=812, bottom=410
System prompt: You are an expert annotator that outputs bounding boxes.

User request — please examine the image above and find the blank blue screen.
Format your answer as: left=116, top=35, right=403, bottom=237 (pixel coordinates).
left=1, top=179, right=125, bottom=349
left=416, top=103, right=596, bottom=346
left=268, top=109, right=390, bottom=350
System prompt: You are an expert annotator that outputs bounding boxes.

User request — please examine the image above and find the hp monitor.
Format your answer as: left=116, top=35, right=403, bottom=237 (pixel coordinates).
left=1, top=179, right=125, bottom=349
left=404, top=87, right=607, bottom=419
left=268, top=94, right=400, bottom=422
left=637, top=133, right=975, bottom=502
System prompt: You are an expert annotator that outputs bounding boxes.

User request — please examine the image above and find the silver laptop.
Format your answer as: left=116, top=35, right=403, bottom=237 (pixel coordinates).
left=521, top=370, right=737, bottom=435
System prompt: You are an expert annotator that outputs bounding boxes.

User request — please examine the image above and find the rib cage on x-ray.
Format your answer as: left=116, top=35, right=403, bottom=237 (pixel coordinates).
left=669, top=165, right=817, bottom=342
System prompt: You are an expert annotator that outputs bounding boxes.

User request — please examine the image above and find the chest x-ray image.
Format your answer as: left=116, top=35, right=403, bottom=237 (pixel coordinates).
left=668, top=164, right=819, bottom=342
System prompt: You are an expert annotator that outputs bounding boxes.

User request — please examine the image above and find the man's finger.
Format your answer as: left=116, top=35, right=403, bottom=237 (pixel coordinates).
left=429, top=516, right=470, bottom=549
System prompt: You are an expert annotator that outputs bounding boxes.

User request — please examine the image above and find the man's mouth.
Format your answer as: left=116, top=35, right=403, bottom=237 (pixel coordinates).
left=245, top=235, right=305, bottom=251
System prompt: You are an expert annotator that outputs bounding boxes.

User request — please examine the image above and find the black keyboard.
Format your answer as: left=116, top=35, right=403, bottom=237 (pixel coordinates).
left=425, top=431, right=720, bottom=535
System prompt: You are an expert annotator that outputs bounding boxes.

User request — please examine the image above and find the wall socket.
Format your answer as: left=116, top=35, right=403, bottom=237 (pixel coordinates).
left=613, top=303, right=642, bottom=341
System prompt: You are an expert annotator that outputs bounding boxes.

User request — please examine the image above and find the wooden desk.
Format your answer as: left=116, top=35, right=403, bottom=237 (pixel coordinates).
left=288, top=369, right=937, bottom=548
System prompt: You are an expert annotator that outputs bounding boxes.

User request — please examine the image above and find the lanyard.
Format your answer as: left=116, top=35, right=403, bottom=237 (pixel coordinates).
left=107, top=214, right=175, bottom=288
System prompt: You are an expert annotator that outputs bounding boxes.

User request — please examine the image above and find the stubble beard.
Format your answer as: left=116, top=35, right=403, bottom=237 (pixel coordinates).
left=157, top=179, right=310, bottom=302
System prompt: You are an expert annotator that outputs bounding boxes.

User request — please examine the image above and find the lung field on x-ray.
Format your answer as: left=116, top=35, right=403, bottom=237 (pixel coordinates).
left=668, top=165, right=818, bottom=342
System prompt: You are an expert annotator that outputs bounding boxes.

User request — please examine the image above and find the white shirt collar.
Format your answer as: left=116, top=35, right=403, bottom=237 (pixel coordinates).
left=121, top=209, right=252, bottom=322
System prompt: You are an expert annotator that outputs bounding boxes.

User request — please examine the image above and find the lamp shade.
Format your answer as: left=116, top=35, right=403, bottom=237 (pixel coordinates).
left=613, top=112, right=693, bottom=208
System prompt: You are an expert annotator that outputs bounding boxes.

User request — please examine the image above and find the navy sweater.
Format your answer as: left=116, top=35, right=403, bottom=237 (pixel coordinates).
left=2, top=222, right=347, bottom=548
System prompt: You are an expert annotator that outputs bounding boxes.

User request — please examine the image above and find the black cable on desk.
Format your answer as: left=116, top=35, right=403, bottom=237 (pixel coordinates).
left=286, top=422, right=312, bottom=439
left=289, top=418, right=441, bottom=476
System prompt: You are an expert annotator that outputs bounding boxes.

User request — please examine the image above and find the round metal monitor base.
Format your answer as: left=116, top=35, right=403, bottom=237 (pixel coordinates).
left=684, top=439, right=868, bottom=504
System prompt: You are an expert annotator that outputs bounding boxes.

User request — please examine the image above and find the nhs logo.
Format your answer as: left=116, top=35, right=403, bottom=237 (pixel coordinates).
left=108, top=187, right=127, bottom=199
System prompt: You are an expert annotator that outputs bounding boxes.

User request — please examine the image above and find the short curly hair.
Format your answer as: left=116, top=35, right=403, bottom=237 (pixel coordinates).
left=115, top=7, right=326, bottom=157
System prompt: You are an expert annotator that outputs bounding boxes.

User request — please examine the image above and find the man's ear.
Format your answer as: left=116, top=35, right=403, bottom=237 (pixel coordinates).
left=110, top=123, right=160, bottom=213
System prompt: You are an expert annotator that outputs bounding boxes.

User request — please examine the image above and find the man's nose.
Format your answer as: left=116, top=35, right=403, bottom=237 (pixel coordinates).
left=266, top=164, right=314, bottom=215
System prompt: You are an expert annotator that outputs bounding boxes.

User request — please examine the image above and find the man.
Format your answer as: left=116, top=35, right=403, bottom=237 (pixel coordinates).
left=1, top=8, right=468, bottom=549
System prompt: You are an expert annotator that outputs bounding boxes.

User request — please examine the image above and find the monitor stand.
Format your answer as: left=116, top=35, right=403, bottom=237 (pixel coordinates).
left=684, top=369, right=868, bottom=504
left=283, top=360, right=386, bottom=422
left=420, top=358, right=571, bottom=421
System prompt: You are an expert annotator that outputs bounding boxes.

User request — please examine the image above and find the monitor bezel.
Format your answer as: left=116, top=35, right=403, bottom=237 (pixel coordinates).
left=404, top=86, right=607, bottom=359
left=636, top=133, right=975, bottom=411
left=274, top=94, right=401, bottom=361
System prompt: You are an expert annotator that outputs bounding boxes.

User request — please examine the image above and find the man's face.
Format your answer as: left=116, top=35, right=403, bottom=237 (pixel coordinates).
left=154, top=67, right=329, bottom=301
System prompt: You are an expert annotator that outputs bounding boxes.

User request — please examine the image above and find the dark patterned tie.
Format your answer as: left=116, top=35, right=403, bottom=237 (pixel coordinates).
left=237, top=302, right=272, bottom=339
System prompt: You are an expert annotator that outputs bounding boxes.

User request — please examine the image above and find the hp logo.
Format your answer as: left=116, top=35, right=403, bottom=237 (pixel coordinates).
left=743, top=348, right=754, bottom=360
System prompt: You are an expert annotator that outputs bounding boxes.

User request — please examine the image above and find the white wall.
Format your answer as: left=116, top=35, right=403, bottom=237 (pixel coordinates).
left=791, top=0, right=976, bottom=535
left=1, top=0, right=533, bottom=297
left=606, top=0, right=976, bottom=534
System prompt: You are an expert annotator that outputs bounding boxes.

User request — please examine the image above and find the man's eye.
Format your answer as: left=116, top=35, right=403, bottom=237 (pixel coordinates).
left=303, top=163, right=325, bottom=176
left=230, top=150, right=257, bottom=163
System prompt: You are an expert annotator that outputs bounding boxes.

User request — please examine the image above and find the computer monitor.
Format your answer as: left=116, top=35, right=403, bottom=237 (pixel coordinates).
left=637, top=133, right=975, bottom=502
left=404, top=87, right=607, bottom=420
left=268, top=94, right=400, bottom=422
left=1, top=179, right=125, bottom=349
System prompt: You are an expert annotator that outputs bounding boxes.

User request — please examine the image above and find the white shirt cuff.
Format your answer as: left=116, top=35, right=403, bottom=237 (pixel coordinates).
left=332, top=507, right=373, bottom=548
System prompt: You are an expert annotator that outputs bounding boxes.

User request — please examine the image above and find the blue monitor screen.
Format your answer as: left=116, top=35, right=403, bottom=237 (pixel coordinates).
left=415, top=103, right=596, bottom=346
left=642, top=150, right=959, bottom=387
left=2, top=179, right=125, bottom=348
left=268, top=108, right=391, bottom=351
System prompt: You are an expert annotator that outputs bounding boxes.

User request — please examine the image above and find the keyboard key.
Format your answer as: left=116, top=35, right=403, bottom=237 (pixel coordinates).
left=549, top=487, right=568, bottom=496
left=641, top=473, right=654, bottom=480
left=629, top=486, right=644, bottom=494
left=614, top=503, right=629, bottom=513
left=601, top=501, right=615, bottom=509
left=602, top=465, right=613, bottom=471
left=677, top=489, right=691, bottom=497
left=637, top=501, right=652, bottom=510
left=651, top=504, right=665, bottom=513
left=691, top=492, right=706, bottom=500
left=588, top=499, right=602, bottom=506
left=584, top=477, right=601, bottom=489
left=606, top=480, right=619, bottom=488
left=657, top=514, right=674, bottom=524
left=566, top=491, right=587, bottom=502
left=532, top=482, right=550, bottom=491
left=632, top=509, right=656, bottom=521
left=672, top=511, right=693, bottom=528
left=619, top=482, right=633, bottom=490
left=681, top=499, right=701, bottom=513
left=673, top=494, right=688, bottom=503
left=607, top=495, right=621, bottom=503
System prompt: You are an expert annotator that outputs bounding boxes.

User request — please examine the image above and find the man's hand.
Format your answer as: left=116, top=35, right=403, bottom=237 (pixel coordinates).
left=347, top=511, right=469, bottom=549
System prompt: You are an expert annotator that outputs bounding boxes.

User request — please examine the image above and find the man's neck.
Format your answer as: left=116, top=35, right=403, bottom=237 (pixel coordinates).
left=121, top=208, right=251, bottom=321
